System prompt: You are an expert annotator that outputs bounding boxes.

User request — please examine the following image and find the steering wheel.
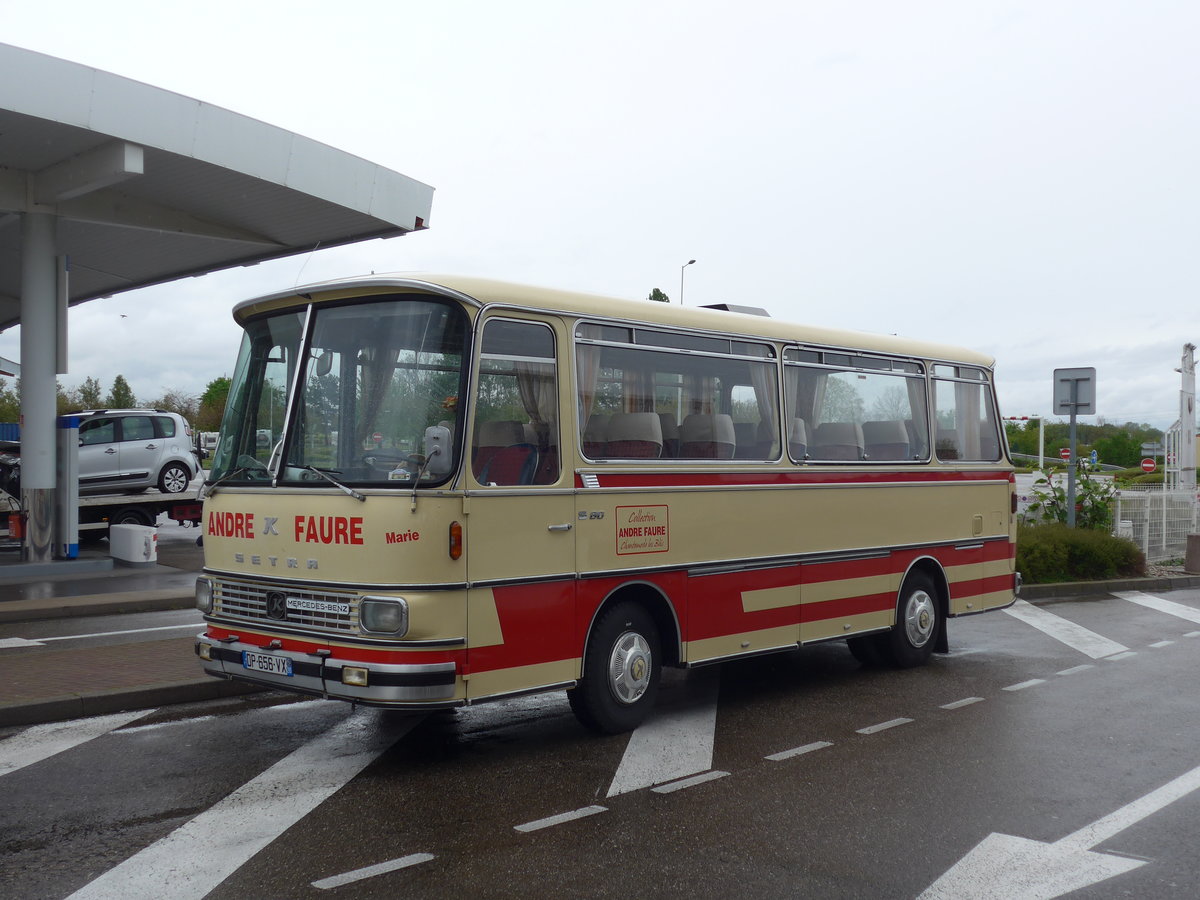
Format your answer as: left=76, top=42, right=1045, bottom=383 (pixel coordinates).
left=235, top=454, right=271, bottom=480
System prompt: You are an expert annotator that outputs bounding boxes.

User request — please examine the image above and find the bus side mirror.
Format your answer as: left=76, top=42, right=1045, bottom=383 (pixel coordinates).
left=423, top=425, right=453, bottom=476
left=314, top=350, right=333, bottom=377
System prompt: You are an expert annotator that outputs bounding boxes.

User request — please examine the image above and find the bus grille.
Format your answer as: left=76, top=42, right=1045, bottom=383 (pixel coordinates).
left=211, top=578, right=358, bottom=634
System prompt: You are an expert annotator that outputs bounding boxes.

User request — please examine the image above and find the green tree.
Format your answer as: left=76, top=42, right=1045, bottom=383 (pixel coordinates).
left=56, top=381, right=79, bottom=415
left=197, top=376, right=231, bottom=431
left=0, top=378, right=19, bottom=423
left=146, top=388, right=198, bottom=421
left=78, top=376, right=103, bottom=409
left=647, top=288, right=670, bottom=303
left=106, top=375, right=136, bottom=409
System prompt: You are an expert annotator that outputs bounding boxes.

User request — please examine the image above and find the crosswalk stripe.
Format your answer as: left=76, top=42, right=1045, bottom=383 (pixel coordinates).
left=312, top=852, right=435, bottom=890
left=1114, top=590, right=1200, bottom=625
left=1003, top=598, right=1128, bottom=658
left=606, top=668, right=720, bottom=797
left=66, top=710, right=423, bottom=900
left=0, top=710, right=151, bottom=777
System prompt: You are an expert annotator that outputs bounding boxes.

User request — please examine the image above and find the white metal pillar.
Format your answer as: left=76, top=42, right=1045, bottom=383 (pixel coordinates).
left=19, top=211, right=58, bottom=562
left=1180, top=343, right=1196, bottom=493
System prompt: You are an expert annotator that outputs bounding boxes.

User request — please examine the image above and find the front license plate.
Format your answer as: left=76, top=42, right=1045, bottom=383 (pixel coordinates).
left=242, top=650, right=293, bottom=677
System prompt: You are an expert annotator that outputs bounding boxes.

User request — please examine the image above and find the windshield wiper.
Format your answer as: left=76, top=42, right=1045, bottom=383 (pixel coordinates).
left=304, top=466, right=366, bottom=502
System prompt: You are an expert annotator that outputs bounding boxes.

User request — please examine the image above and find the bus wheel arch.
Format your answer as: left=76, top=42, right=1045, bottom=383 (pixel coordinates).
left=569, top=582, right=680, bottom=734
left=885, top=558, right=949, bottom=666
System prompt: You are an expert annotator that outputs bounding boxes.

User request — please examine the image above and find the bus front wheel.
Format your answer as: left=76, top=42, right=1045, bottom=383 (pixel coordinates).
left=569, top=602, right=661, bottom=734
left=883, top=571, right=940, bottom=668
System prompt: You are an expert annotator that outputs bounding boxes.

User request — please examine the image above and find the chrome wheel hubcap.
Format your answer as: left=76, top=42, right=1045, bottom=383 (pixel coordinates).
left=904, top=590, right=936, bottom=648
left=608, top=631, right=652, bottom=705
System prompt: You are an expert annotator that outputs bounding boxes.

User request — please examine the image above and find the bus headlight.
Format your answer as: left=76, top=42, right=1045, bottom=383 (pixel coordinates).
left=360, top=597, right=408, bottom=635
left=195, top=577, right=213, bottom=613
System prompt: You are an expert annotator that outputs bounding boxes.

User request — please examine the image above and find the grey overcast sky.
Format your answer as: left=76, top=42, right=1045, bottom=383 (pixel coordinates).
left=1, top=0, right=1196, bottom=429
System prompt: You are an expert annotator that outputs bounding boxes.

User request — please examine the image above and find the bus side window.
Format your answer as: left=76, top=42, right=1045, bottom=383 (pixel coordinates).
left=785, top=351, right=928, bottom=463
left=474, top=319, right=559, bottom=485
left=933, top=367, right=1001, bottom=462
left=575, top=331, right=779, bottom=462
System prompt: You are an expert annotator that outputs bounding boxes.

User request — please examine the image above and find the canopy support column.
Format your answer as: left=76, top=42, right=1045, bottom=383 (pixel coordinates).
left=19, top=211, right=57, bottom=562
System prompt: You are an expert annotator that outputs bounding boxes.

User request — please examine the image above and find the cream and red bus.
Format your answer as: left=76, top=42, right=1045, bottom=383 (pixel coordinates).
left=195, top=275, right=1019, bottom=733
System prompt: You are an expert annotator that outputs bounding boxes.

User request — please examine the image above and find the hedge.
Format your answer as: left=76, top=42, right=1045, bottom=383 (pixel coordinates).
left=1017, top=523, right=1146, bottom=584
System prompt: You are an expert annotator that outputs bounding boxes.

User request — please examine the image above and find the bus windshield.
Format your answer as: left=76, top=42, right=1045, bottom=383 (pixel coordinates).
left=210, top=295, right=469, bottom=486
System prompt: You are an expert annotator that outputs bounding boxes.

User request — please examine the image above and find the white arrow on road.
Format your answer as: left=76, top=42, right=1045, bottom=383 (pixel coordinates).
left=920, top=762, right=1200, bottom=899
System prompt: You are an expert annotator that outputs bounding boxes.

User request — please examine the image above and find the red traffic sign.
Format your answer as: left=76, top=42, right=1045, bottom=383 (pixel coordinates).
left=1059, top=447, right=1071, bottom=459
left=371, top=432, right=383, bottom=443
left=1141, top=458, right=1156, bottom=473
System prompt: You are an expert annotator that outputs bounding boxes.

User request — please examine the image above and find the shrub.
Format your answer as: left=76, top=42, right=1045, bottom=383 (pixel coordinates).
left=1017, top=523, right=1146, bottom=584
left=1023, top=469, right=1115, bottom=531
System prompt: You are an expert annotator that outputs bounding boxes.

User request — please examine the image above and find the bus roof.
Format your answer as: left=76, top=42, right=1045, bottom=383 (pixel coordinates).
left=233, top=273, right=996, bottom=369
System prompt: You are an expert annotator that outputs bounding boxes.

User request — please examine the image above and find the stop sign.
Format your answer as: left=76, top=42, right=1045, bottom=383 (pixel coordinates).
left=1142, top=458, right=1156, bottom=473
left=1059, top=447, right=1071, bottom=460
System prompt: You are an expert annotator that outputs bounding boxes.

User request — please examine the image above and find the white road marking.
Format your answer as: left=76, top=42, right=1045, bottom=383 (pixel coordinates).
left=1149, top=640, right=1175, bottom=648
left=1185, top=631, right=1200, bottom=638
left=1003, top=679, right=1046, bottom=692
left=1104, top=651, right=1137, bottom=662
left=766, top=740, right=833, bottom=762
left=312, top=853, right=435, bottom=890
left=1114, top=590, right=1200, bottom=625
left=514, top=805, right=607, bottom=833
left=941, top=697, right=985, bottom=710
left=856, top=717, right=913, bottom=735
left=1003, top=599, right=1128, bottom=659
left=39, top=623, right=200, bottom=642
left=116, top=716, right=217, bottom=735
left=1056, top=664, right=1094, bottom=676
left=0, top=637, right=43, bottom=648
left=606, top=670, right=719, bottom=797
left=651, top=770, right=729, bottom=793
left=921, top=762, right=1200, bottom=899
left=0, top=710, right=152, bottom=776
left=0, top=624, right=200, bottom=650
left=66, top=710, right=422, bottom=900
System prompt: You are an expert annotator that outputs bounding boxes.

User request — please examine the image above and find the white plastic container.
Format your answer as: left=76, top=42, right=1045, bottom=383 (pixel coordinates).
left=109, top=523, right=158, bottom=567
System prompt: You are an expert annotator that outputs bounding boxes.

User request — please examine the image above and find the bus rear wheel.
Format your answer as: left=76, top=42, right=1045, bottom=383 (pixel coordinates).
left=569, top=601, right=661, bottom=734
left=882, top=571, right=940, bottom=668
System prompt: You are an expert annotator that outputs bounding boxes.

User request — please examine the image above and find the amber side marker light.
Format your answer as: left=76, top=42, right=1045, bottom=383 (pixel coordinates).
left=449, top=521, right=463, bottom=560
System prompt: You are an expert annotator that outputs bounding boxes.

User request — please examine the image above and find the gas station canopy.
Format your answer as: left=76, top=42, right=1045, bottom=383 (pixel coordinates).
left=0, top=42, right=436, bottom=565
left=0, top=41, right=434, bottom=329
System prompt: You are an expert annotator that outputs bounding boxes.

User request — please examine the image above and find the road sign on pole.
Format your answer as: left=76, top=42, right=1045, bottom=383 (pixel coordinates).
left=1142, top=458, right=1156, bottom=473
left=1059, top=447, right=1071, bottom=460
left=1053, top=368, right=1097, bottom=416
left=1053, top=367, right=1097, bottom=528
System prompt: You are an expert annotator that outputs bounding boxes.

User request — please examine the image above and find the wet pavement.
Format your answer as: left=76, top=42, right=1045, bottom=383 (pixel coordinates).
left=0, top=521, right=258, bottom=726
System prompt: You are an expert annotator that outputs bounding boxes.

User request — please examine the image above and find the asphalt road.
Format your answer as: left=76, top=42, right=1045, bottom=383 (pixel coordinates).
left=2, top=587, right=1199, bottom=899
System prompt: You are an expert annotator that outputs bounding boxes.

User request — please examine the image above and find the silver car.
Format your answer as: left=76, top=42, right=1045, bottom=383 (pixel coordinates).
left=76, top=409, right=201, bottom=495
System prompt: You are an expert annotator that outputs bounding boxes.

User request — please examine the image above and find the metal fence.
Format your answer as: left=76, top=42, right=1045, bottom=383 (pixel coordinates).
left=1112, top=486, right=1198, bottom=563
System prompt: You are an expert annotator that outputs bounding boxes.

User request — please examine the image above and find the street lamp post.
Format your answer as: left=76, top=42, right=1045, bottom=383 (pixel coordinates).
left=679, top=259, right=696, bottom=305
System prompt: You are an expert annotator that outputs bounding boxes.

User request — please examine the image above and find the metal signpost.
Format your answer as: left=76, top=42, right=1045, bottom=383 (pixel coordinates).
left=1053, top=367, right=1097, bottom=527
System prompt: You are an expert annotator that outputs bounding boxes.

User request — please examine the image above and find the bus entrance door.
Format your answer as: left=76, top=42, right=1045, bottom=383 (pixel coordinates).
left=463, top=491, right=578, bottom=699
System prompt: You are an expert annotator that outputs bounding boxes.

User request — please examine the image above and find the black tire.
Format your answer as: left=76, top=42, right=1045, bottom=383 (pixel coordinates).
left=158, top=462, right=192, bottom=494
left=846, top=634, right=887, bottom=667
left=569, top=602, right=661, bottom=734
left=881, top=571, right=940, bottom=668
left=110, top=506, right=155, bottom=527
